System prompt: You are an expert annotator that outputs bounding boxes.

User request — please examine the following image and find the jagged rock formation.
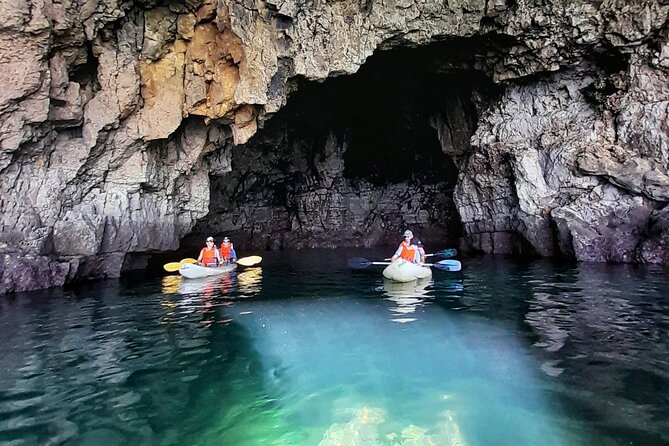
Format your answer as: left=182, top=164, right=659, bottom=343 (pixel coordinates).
left=457, top=49, right=669, bottom=262
left=1, top=0, right=668, bottom=293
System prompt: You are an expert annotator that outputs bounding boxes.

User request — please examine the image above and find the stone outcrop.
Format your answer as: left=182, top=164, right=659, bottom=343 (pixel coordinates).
left=1, top=0, right=668, bottom=293
left=456, top=42, right=669, bottom=262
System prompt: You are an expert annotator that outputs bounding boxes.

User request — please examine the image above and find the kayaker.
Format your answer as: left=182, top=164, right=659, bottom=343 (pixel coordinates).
left=198, top=236, right=222, bottom=267
left=412, top=239, right=426, bottom=263
left=391, top=230, right=420, bottom=264
left=219, top=236, right=237, bottom=264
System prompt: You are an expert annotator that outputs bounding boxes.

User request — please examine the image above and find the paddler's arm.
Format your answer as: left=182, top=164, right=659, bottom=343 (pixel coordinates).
left=390, top=245, right=402, bottom=262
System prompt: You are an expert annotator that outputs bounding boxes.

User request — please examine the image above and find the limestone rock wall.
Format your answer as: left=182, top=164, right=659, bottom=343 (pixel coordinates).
left=0, top=0, right=668, bottom=293
left=0, top=0, right=238, bottom=293
left=457, top=43, right=669, bottom=262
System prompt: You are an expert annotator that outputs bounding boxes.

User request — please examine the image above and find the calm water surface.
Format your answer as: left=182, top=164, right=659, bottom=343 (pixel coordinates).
left=1, top=250, right=668, bottom=445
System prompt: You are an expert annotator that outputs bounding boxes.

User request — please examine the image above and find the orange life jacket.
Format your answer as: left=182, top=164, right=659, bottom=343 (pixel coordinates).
left=220, top=242, right=234, bottom=259
left=399, top=241, right=418, bottom=263
left=200, top=246, right=217, bottom=265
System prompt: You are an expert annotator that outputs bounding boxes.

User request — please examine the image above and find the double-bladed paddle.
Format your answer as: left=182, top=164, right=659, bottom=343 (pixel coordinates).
left=348, top=257, right=462, bottom=272
left=383, top=248, right=457, bottom=261
left=163, top=255, right=262, bottom=272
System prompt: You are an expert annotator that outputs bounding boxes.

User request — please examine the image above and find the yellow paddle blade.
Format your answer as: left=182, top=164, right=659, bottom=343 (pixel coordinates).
left=181, top=258, right=198, bottom=264
left=163, top=262, right=182, bottom=272
left=237, top=255, right=262, bottom=266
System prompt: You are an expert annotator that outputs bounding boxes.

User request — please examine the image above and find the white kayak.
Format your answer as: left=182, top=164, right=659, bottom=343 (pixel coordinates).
left=382, top=258, right=432, bottom=283
left=179, top=262, right=237, bottom=279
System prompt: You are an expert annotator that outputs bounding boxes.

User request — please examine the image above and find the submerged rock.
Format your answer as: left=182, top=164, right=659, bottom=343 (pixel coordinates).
left=319, top=407, right=385, bottom=446
left=318, top=406, right=468, bottom=446
left=318, top=407, right=436, bottom=446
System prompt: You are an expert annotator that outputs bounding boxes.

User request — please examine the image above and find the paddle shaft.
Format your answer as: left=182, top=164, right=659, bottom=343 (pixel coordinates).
left=348, top=257, right=459, bottom=271
left=384, top=248, right=456, bottom=261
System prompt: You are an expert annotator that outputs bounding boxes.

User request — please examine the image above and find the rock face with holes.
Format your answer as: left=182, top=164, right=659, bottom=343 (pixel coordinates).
left=1, top=0, right=669, bottom=293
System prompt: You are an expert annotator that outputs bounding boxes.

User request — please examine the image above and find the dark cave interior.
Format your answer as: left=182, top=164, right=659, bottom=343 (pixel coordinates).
left=186, top=40, right=502, bottom=256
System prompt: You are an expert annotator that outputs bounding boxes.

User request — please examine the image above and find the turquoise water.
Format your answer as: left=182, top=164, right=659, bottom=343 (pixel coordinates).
left=1, top=250, right=668, bottom=445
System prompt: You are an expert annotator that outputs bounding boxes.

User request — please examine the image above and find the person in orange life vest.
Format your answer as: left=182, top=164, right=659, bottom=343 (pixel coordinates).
left=391, top=230, right=421, bottom=264
left=219, top=236, right=237, bottom=264
left=197, top=236, right=222, bottom=266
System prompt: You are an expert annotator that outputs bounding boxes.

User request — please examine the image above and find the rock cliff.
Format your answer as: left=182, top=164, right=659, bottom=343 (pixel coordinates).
left=1, top=0, right=668, bottom=293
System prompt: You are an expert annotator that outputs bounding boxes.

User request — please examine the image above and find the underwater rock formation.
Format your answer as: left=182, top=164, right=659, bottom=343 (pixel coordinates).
left=1, top=0, right=668, bottom=292
left=318, top=406, right=467, bottom=445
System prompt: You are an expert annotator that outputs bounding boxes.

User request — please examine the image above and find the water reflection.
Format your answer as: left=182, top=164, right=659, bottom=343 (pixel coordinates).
left=237, top=267, right=263, bottom=296
left=518, top=262, right=669, bottom=442
left=380, top=278, right=431, bottom=298
left=377, top=276, right=467, bottom=324
left=160, top=267, right=263, bottom=299
left=161, top=275, right=181, bottom=294
left=178, top=273, right=234, bottom=296
left=379, top=278, right=431, bottom=324
left=158, top=268, right=264, bottom=329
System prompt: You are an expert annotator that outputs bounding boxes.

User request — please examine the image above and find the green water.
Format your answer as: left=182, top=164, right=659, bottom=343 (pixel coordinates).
left=1, top=250, right=668, bottom=445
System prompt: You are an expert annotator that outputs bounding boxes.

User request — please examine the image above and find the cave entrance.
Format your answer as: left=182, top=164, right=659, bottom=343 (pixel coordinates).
left=194, top=41, right=500, bottom=251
